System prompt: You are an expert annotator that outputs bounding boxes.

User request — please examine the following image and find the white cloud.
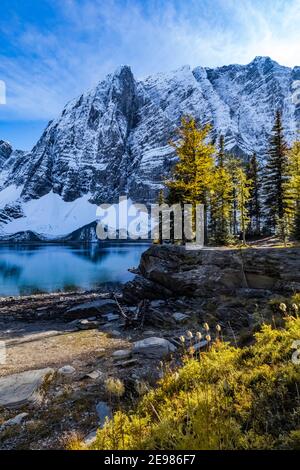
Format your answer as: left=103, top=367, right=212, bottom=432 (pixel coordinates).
left=0, top=80, right=6, bottom=104
left=0, top=0, right=299, bottom=122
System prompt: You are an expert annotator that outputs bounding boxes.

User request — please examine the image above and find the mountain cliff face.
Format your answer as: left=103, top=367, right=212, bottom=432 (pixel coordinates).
left=0, top=57, right=299, bottom=240
left=0, top=140, right=13, bottom=169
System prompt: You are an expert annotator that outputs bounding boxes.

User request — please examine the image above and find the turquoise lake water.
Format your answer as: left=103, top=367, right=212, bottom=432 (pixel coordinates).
left=0, top=243, right=149, bottom=297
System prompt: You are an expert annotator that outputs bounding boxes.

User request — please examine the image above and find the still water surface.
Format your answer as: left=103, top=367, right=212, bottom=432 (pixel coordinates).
left=0, top=243, right=149, bottom=297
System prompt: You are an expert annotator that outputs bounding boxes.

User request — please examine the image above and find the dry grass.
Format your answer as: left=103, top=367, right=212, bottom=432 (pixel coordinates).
left=0, top=329, right=130, bottom=377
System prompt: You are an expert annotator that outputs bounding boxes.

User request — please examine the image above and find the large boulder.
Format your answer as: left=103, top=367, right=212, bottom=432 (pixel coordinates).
left=123, top=245, right=300, bottom=303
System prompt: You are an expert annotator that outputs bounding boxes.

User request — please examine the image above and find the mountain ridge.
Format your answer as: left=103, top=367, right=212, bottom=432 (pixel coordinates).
left=0, top=56, right=299, bottom=240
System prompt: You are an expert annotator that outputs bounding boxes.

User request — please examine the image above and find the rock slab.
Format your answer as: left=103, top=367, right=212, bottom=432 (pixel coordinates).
left=64, top=299, right=118, bottom=320
left=0, top=368, right=54, bottom=409
left=132, top=337, right=177, bottom=358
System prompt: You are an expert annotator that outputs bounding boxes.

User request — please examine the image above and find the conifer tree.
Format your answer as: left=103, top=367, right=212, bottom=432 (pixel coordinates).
left=293, top=205, right=300, bottom=241
left=287, top=141, right=300, bottom=240
left=264, top=110, right=292, bottom=241
left=246, top=153, right=261, bottom=236
left=210, top=136, right=233, bottom=245
left=166, top=116, right=215, bottom=243
left=226, top=155, right=240, bottom=236
left=217, top=135, right=225, bottom=167
left=235, top=165, right=252, bottom=244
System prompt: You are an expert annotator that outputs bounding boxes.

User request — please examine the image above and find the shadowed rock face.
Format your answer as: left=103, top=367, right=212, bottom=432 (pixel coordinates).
left=123, top=245, right=300, bottom=303
left=0, top=140, right=12, bottom=169
left=0, top=57, right=299, bottom=239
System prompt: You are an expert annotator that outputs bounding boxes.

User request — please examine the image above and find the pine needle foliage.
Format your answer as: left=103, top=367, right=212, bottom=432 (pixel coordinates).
left=165, top=116, right=215, bottom=241
left=264, top=110, right=293, bottom=240
left=246, top=153, right=262, bottom=235
left=209, top=136, right=234, bottom=245
left=287, top=141, right=300, bottom=240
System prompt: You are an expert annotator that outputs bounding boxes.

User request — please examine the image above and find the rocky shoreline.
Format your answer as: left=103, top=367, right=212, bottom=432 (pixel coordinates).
left=0, top=245, right=299, bottom=449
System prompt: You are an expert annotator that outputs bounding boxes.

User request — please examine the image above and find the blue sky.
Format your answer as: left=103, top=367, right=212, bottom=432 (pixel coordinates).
left=0, top=0, right=299, bottom=150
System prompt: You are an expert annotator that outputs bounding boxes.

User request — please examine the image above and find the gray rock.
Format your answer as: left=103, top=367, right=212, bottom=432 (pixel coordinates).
left=114, top=359, right=138, bottom=368
left=112, top=349, right=132, bottom=360
left=64, top=299, right=118, bottom=320
left=0, top=368, right=54, bottom=409
left=83, top=429, right=98, bottom=447
left=132, top=337, right=177, bottom=358
left=77, top=319, right=100, bottom=330
left=107, top=330, right=122, bottom=337
left=123, top=245, right=300, bottom=303
left=96, top=401, right=112, bottom=428
left=103, top=313, right=119, bottom=322
left=172, top=312, right=189, bottom=323
left=193, top=340, right=208, bottom=351
left=84, top=370, right=103, bottom=380
left=0, top=412, right=28, bottom=430
left=150, top=300, right=166, bottom=308
left=123, top=276, right=173, bottom=303
left=58, top=365, right=76, bottom=375
left=143, top=330, right=157, bottom=336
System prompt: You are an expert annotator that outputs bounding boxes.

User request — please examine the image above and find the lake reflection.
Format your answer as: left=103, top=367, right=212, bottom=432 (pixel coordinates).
left=0, top=243, right=149, bottom=297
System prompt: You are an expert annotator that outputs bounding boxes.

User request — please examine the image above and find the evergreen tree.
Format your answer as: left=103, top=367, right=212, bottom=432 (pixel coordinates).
left=246, top=153, right=261, bottom=236
left=264, top=110, right=292, bottom=241
left=235, top=165, right=252, bottom=244
left=209, top=136, right=233, bottom=245
left=226, top=155, right=241, bottom=236
left=166, top=116, right=215, bottom=243
left=293, top=207, right=300, bottom=241
left=287, top=141, right=300, bottom=240
left=217, top=135, right=225, bottom=167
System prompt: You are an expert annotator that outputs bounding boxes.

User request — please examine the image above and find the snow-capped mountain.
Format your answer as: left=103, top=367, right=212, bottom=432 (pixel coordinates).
left=0, top=56, right=299, bottom=240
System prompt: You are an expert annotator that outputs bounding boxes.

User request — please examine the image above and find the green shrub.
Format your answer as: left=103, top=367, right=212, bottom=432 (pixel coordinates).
left=74, top=316, right=300, bottom=450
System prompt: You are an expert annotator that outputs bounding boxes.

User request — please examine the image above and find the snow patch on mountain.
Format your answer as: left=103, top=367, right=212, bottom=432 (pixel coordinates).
left=0, top=191, right=99, bottom=239
left=0, top=185, right=22, bottom=206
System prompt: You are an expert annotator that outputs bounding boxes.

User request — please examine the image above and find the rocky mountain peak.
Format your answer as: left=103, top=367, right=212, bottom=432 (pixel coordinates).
left=251, top=55, right=275, bottom=65
left=0, top=57, right=299, bottom=240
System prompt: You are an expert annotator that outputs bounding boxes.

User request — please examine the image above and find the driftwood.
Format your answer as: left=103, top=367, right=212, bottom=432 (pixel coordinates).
left=113, top=294, right=148, bottom=328
left=113, top=294, right=129, bottom=320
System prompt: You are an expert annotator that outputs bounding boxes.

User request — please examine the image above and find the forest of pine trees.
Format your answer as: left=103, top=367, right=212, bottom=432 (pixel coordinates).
left=161, top=113, right=300, bottom=246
